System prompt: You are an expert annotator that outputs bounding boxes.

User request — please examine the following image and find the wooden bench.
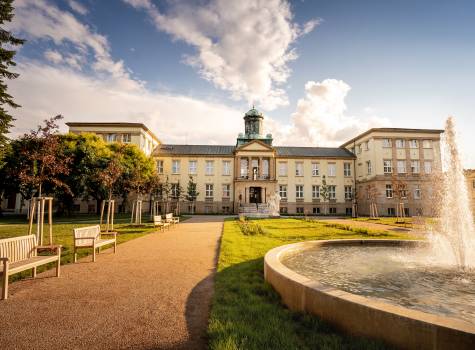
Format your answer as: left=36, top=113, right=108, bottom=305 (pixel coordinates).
left=165, top=213, right=179, bottom=225
left=0, top=235, right=61, bottom=300
left=73, top=225, right=117, bottom=263
left=153, top=215, right=170, bottom=230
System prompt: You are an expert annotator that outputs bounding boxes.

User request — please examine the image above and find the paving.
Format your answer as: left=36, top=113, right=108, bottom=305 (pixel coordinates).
left=0, top=216, right=224, bottom=350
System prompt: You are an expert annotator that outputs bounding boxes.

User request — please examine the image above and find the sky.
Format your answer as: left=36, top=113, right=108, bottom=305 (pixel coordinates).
left=6, top=0, right=475, bottom=166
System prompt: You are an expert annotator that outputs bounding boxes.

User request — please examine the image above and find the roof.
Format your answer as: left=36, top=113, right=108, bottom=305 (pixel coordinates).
left=154, top=144, right=235, bottom=156
left=154, top=144, right=355, bottom=158
left=275, top=146, right=355, bottom=158
left=65, top=122, right=161, bottom=143
left=340, top=128, right=444, bottom=148
left=244, top=107, right=263, bottom=118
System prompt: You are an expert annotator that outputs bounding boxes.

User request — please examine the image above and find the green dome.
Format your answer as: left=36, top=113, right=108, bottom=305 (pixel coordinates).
left=244, top=107, right=263, bottom=118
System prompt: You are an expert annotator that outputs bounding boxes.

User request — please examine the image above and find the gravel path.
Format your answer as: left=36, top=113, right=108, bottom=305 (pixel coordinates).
left=0, top=216, right=224, bottom=350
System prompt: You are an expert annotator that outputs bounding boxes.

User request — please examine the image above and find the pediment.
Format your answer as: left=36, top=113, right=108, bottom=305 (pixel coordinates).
left=235, top=139, right=274, bottom=152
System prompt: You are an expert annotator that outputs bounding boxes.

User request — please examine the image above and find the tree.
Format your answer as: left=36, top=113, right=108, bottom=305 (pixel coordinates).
left=186, top=175, right=199, bottom=214
left=172, top=180, right=185, bottom=215
left=17, top=115, right=72, bottom=198
left=0, top=1, right=25, bottom=161
left=363, top=183, right=380, bottom=219
left=320, top=175, right=330, bottom=215
left=55, top=133, right=109, bottom=215
left=161, top=176, right=172, bottom=213
left=391, top=175, right=410, bottom=222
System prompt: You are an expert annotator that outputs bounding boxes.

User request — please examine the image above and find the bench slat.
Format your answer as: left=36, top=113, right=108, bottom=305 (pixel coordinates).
left=0, top=235, right=36, bottom=263
left=6, top=255, right=59, bottom=275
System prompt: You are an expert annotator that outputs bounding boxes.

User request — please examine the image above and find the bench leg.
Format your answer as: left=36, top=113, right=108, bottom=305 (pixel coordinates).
left=56, top=247, right=61, bottom=277
left=93, top=246, right=96, bottom=262
left=74, top=247, right=77, bottom=263
left=32, top=267, right=37, bottom=278
left=114, top=240, right=117, bottom=254
left=2, top=261, right=9, bottom=300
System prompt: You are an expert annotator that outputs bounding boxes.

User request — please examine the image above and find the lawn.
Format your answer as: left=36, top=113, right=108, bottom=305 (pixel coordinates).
left=0, top=213, right=179, bottom=281
left=208, top=218, right=414, bottom=350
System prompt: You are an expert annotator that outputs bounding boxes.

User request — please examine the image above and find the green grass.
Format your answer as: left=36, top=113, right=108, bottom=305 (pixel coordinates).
left=208, top=218, right=413, bottom=350
left=352, top=216, right=414, bottom=228
left=0, top=213, right=188, bottom=282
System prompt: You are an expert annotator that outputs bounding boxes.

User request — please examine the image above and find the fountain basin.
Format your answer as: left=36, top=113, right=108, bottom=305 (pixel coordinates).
left=264, top=239, right=475, bottom=349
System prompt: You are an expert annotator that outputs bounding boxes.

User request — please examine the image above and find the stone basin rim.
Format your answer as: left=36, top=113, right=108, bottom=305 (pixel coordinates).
left=264, top=239, right=475, bottom=335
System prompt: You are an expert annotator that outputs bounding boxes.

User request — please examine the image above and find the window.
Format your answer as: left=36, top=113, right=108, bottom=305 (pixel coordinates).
left=357, top=145, right=362, bottom=154
left=344, top=186, right=353, bottom=200
left=411, top=160, right=420, bottom=174
left=222, top=184, right=230, bottom=198
left=171, top=183, right=180, bottom=198
left=262, top=159, right=269, bottom=177
left=296, top=185, right=304, bottom=199
left=424, top=161, right=432, bottom=174
left=313, top=207, right=321, bottom=214
left=279, top=185, right=287, bottom=199
left=387, top=207, right=395, bottom=216
left=279, top=162, right=288, bottom=176
left=157, top=160, right=164, bottom=174
left=205, top=184, right=214, bottom=198
left=188, top=160, right=197, bottom=174
left=344, top=163, right=351, bottom=177
left=366, top=161, right=372, bottom=175
left=295, top=162, right=304, bottom=176
left=312, top=162, right=320, bottom=176
left=409, top=140, right=419, bottom=149
left=205, top=160, right=214, bottom=175
left=346, top=207, right=352, bottom=215
left=240, top=158, right=248, bottom=178
left=383, top=138, right=392, bottom=148
left=222, top=206, right=230, bottom=213
left=397, top=160, right=406, bottom=174
left=107, top=133, right=117, bottom=142
left=396, top=139, right=405, bottom=148
left=122, top=133, right=131, bottom=143
left=364, top=141, right=369, bottom=151
left=296, top=207, right=304, bottom=214
left=383, top=160, right=392, bottom=173
left=222, top=161, right=231, bottom=176
left=329, top=207, right=337, bottom=214
left=414, top=185, right=421, bottom=199
left=172, top=160, right=180, bottom=174
left=280, top=207, right=288, bottom=214
left=328, top=163, right=336, bottom=177
left=386, top=184, right=393, bottom=198
left=312, top=185, right=320, bottom=199
left=329, top=185, right=336, bottom=199
left=423, top=140, right=432, bottom=149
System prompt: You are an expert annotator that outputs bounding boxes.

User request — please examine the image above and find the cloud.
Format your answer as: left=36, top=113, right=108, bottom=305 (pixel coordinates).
left=8, top=0, right=138, bottom=90
left=123, top=0, right=319, bottom=110
left=44, top=49, right=62, bottom=63
left=268, top=79, right=391, bottom=146
left=67, top=0, right=88, bottom=15
left=9, top=62, right=243, bottom=145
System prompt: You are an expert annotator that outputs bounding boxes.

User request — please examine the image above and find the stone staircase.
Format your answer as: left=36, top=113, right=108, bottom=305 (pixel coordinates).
left=239, top=203, right=271, bottom=218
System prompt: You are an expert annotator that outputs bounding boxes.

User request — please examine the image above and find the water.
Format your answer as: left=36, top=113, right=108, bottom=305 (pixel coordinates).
left=429, top=117, right=475, bottom=269
left=282, top=245, right=475, bottom=324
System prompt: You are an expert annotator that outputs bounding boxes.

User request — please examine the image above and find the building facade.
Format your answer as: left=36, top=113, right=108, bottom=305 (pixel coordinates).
left=465, top=169, right=475, bottom=215
left=154, top=109, right=444, bottom=216
left=66, top=122, right=161, bottom=156
left=341, top=128, right=443, bottom=216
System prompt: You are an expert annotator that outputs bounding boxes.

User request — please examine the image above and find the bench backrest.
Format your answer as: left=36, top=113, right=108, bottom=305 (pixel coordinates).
left=0, top=235, right=37, bottom=263
left=73, top=225, right=101, bottom=247
left=165, top=213, right=173, bottom=220
left=153, top=215, right=162, bottom=224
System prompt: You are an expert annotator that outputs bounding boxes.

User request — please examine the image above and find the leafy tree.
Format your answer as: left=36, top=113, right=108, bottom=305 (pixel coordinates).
left=0, top=1, right=25, bottom=161
left=320, top=175, right=330, bottom=215
left=55, top=132, right=109, bottom=215
left=17, top=115, right=72, bottom=198
left=186, top=175, right=199, bottom=214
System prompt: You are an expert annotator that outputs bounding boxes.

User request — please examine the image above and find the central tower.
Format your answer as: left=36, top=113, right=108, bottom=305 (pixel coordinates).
left=236, top=107, right=273, bottom=146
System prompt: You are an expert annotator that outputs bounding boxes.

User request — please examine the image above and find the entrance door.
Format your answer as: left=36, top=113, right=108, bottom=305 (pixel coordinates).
left=249, top=187, right=262, bottom=204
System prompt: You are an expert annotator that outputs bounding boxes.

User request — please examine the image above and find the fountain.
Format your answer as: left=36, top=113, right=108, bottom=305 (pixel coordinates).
left=264, top=117, right=475, bottom=349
